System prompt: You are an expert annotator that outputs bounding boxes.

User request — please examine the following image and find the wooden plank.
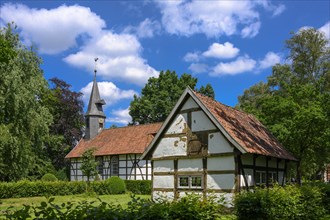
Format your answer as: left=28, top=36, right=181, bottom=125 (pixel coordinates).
left=208, top=152, right=235, bottom=158
left=179, top=107, right=202, bottom=114
left=238, top=154, right=249, bottom=191
left=163, top=133, right=187, bottom=138
left=203, top=157, right=207, bottom=199
left=174, top=159, right=178, bottom=199
left=153, top=188, right=174, bottom=192
left=253, top=154, right=257, bottom=186
left=266, top=156, right=269, bottom=187
left=206, top=189, right=235, bottom=193
left=207, top=170, right=235, bottom=174
left=242, top=165, right=285, bottom=172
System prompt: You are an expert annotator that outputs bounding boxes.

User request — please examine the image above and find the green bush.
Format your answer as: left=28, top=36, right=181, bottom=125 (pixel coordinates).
left=41, top=173, right=58, bottom=182
left=106, top=177, right=126, bottom=194
left=235, top=184, right=326, bottom=220
left=0, top=180, right=87, bottom=198
left=125, top=180, right=152, bottom=194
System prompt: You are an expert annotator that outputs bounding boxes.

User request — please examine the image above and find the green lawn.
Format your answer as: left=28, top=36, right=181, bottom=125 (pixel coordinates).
left=0, top=193, right=150, bottom=212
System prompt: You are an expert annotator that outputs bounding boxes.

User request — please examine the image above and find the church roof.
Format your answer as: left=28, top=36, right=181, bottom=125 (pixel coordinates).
left=65, top=123, right=162, bottom=158
left=86, top=77, right=106, bottom=117
left=142, top=87, right=297, bottom=161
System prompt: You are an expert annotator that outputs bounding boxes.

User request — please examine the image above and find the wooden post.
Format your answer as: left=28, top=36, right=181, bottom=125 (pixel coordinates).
left=203, top=157, right=207, bottom=199
left=253, top=154, right=257, bottom=186
left=266, top=156, right=269, bottom=187
left=174, top=159, right=178, bottom=199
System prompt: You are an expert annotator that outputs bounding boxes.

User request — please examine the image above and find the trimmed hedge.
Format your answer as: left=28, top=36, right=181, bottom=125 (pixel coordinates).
left=235, top=184, right=327, bottom=220
left=41, top=173, right=58, bottom=182
left=0, top=179, right=151, bottom=198
left=125, top=180, right=151, bottom=194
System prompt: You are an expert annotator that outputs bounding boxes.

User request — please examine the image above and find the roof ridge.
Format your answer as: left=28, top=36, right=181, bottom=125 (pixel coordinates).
left=104, top=122, right=163, bottom=131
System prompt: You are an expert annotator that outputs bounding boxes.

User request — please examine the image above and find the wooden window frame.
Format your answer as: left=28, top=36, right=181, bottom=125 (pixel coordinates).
left=178, top=175, right=203, bottom=189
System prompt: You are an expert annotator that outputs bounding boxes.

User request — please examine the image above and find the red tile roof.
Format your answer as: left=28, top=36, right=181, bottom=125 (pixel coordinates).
left=65, top=123, right=162, bottom=158
left=194, top=92, right=297, bottom=160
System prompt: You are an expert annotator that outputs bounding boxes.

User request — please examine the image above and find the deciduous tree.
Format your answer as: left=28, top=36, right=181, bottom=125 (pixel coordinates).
left=238, top=28, right=330, bottom=181
left=129, top=70, right=215, bottom=124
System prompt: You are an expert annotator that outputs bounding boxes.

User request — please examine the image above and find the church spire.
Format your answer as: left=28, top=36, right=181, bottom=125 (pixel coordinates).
left=84, top=58, right=106, bottom=140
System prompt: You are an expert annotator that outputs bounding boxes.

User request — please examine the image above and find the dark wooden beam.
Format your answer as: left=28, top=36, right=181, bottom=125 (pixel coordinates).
left=253, top=154, right=257, bottom=186
left=174, top=159, right=178, bottom=199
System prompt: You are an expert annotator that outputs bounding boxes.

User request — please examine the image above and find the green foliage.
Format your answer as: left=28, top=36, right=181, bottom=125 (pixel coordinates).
left=237, top=28, right=330, bottom=180
left=0, top=23, right=53, bottom=181
left=45, top=78, right=84, bottom=171
left=125, top=180, right=151, bottom=194
left=80, top=148, right=98, bottom=182
left=4, top=194, right=228, bottom=220
left=235, top=184, right=326, bottom=220
left=106, top=177, right=126, bottom=194
left=41, top=173, right=58, bottom=182
left=198, top=83, right=215, bottom=99
left=129, top=70, right=215, bottom=124
left=0, top=180, right=87, bottom=199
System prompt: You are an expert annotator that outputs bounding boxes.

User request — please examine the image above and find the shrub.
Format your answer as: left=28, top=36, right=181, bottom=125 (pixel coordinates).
left=125, top=180, right=152, bottom=194
left=41, top=173, right=58, bottom=182
left=106, top=177, right=126, bottom=194
left=235, top=184, right=326, bottom=220
left=4, top=194, right=228, bottom=219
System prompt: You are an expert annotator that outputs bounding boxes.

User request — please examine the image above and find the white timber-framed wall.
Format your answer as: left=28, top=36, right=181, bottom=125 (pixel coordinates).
left=150, top=95, right=289, bottom=201
left=69, top=154, right=151, bottom=181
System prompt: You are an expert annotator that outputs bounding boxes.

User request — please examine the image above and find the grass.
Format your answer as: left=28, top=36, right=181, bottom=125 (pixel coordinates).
left=0, top=193, right=150, bottom=212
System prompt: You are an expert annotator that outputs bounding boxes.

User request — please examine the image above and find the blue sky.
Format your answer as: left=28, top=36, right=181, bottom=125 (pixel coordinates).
left=1, top=1, right=329, bottom=126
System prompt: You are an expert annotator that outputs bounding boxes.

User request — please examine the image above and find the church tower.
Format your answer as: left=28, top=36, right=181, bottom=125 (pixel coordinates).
left=84, top=58, right=106, bottom=140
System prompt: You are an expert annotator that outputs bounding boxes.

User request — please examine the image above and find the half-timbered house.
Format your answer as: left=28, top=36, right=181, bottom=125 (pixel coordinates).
left=65, top=75, right=161, bottom=181
left=142, top=87, right=297, bottom=201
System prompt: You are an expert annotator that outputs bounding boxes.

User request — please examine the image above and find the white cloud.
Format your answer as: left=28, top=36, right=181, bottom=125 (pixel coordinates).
left=212, top=56, right=256, bottom=76
left=0, top=3, right=105, bottom=54
left=80, top=81, right=137, bottom=107
left=259, top=52, right=281, bottom=69
left=64, top=31, right=159, bottom=86
left=107, top=108, right=132, bottom=125
left=123, top=18, right=161, bottom=38
left=202, top=42, right=239, bottom=59
left=319, top=21, right=330, bottom=40
left=183, top=52, right=200, bottom=62
left=156, top=0, right=284, bottom=38
left=188, top=63, right=208, bottom=74
left=241, top=21, right=261, bottom=38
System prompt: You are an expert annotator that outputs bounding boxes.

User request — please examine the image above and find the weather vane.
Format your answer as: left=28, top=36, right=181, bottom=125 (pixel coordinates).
left=94, top=57, right=99, bottom=77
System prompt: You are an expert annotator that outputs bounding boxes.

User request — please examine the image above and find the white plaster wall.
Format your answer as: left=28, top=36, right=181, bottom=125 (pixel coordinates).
left=119, top=155, right=126, bottom=160
left=154, top=160, right=174, bottom=172
left=256, top=156, right=266, bottom=166
left=153, top=175, right=174, bottom=188
left=206, top=192, right=234, bottom=207
left=179, top=192, right=203, bottom=197
left=181, top=97, right=199, bottom=110
left=153, top=191, right=175, bottom=202
left=208, top=156, right=235, bottom=171
left=153, top=137, right=187, bottom=158
left=207, top=174, right=235, bottom=190
left=178, top=158, right=203, bottom=172
left=208, top=132, right=233, bottom=154
left=240, top=169, right=254, bottom=186
left=191, top=111, right=216, bottom=132
left=166, top=114, right=188, bottom=134
left=241, top=154, right=253, bottom=165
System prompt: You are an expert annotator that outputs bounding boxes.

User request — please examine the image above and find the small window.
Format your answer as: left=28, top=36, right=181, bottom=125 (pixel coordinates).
left=255, top=171, right=277, bottom=185
left=99, top=123, right=103, bottom=129
left=111, top=156, right=119, bottom=176
left=179, top=176, right=189, bottom=188
left=178, top=176, right=203, bottom=189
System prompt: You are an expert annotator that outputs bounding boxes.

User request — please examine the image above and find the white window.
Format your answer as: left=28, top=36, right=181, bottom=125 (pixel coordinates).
left=255, top=171, right=277, bottom=185
left=178, top=176, right=202, bottom=189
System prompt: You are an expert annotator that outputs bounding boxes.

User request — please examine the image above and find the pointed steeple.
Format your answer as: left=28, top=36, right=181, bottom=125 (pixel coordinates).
left=84, top=58, right=106, bottom=140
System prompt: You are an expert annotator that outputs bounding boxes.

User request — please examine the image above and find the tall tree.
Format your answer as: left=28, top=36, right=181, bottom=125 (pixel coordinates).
left=129, top=70, right=215, bottom=124
left=45, top=78, right=84, bottom=170
left=0, top=24, right=53, bottom=181
left=238, top=28, right=330, bottom=181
